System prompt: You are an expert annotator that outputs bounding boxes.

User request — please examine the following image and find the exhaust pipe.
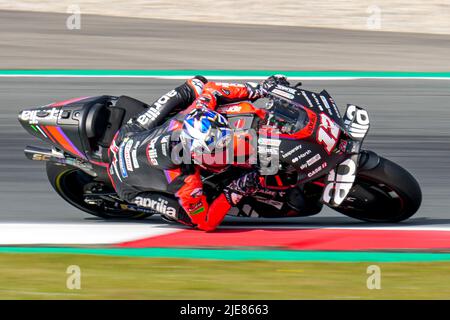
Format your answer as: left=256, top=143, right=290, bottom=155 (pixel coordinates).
left=24, top=145, right=97, bottom=177
left=24, top=146, right=64, bottom=161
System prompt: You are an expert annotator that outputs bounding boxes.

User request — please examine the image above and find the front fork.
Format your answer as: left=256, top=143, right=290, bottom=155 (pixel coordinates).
left=321, top=104, right=371, bottom=207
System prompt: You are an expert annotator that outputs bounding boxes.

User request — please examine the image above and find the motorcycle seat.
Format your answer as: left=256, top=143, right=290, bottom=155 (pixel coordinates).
left=85, top=96, right=149, bottom=162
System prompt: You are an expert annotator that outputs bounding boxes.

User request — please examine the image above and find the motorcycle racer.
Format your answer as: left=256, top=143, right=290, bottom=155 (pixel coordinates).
left=19, top=70, right=423, bottom=226
left=108, top=75, right=289, bottom=231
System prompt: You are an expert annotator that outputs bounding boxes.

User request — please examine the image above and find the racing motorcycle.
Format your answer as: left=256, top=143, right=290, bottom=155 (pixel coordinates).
left=18, top=83, right=422, bottom=223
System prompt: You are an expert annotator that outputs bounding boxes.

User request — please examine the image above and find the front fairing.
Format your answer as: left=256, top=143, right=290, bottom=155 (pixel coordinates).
left=264, top=85, right=351, bottom=183
left=218, top=87, right=371, bottom=206
left=263, top=85, right=370, bottom=207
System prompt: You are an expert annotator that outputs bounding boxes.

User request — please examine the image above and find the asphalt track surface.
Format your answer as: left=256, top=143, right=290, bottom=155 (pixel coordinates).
left=0, top=77, right=449, bottom=228
left=1, top=10, right=450, bottom=71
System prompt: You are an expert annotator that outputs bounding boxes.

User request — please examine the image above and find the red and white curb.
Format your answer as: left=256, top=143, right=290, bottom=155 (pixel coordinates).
left=117, top=227, right=450, bottom=251
left=0, top=223, right=450, bottom=251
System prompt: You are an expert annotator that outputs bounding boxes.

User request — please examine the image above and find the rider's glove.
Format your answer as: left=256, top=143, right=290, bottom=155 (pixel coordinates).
left=245, top=82, right=266, bottom=101
left=224, top=171, right=260, bottom=205
left=246, top=75, right=290, bottom=101
left=261, top=74, right=290, bottom=91
left=195, top=95, right=213, bottom=109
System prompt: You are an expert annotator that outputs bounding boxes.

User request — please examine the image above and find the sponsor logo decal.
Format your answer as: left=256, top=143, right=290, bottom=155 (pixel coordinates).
left=161, top=135, right=170, bottom=157
left=134, top=197, right=177, bottom=217
left=281, top=145, right=302, bottom=159
left=20, top=108, right=60, bottom=124
left=118, top=140, right=128, bottom=178
left=254, top=196, right=284, bottom=210
left=131, top=141, right=140, bottom=169
left=258, top=136, right=281, bottom=173
left=327, top=95, right=340, bottom=117
left=292, top=149, right=311, bottom=163
left=137, top=90, right=177, bottom=126
left=300, top=153, right=322, bottom=170
left=307, top=153, right=321, bottom=166
left=258, top=137, right=281, bottom=147
left=276, top=84, right=297, bottom=94
left=301, top=91, right=314, bottom=108
left=307, top=162, right=328, bottom=178
left=344, top=105, right=370, bottom=139
left=191, top=207, right=205, bottom=215
left=188, top=201, right=204, bottom=214
left=320, top=95, right=333, bottom=116
left=216, top=82, right=244, bottom=88
left=226, top=105, right=242, bottom=112
left=124, top=139, right=134, bottom=172
left=146, top=136, right=159, bottom=165
left=306, top=113, right=317, bottom=135
left=310, top=93, right=324, bottom=111
left=109, top=140, right=122, bottom=181
left=322, top=157, right=357, bottom=206
left=272, top=88, right=294, bottom=99
left=190, top=188, right=203, bottom=198
left=256, top=189, right=278, bottom=197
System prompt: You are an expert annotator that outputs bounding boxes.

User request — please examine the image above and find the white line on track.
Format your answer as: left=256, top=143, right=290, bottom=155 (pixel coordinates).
left=0, top=223, right=179, bottom=245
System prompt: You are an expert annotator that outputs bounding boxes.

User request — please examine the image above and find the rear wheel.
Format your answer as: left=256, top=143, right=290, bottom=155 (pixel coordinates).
left=46, top=162, right=153, bottom=219
left=335, top=155, right=422, bottom=222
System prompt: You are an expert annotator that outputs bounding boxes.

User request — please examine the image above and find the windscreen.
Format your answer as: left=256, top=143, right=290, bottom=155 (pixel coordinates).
left=264, top=97, right=309, bottom=134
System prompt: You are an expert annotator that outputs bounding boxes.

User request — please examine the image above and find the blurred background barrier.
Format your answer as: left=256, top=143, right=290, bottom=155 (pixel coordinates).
left=1, top=0, right=450, bottom=35
left=0, top=9, right=449, bottom=70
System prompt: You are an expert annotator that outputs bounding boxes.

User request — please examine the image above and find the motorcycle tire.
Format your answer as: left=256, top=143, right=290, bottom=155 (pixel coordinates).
left=335, top=155, right=422, bottom=222
left=46, top=162, right=153, bottom=220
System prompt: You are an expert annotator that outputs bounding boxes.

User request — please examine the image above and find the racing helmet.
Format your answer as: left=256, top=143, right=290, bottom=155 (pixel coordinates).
left=180, top=108, right=232, bottom=155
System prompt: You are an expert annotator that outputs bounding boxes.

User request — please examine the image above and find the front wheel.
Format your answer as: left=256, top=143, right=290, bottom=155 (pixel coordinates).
left=334, top=155, right=422, bottom=222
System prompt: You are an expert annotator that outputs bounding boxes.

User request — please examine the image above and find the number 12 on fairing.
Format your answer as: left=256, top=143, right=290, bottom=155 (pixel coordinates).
left=316, top=113, right=340, bottom=154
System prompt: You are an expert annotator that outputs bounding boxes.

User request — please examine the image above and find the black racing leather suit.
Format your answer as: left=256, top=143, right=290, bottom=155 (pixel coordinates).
left=107, top=76, right=264, bottom=231
left=107, top=75, right=307, bottom=230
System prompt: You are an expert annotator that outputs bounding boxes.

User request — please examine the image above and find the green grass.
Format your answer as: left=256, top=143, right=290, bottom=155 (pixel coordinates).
left=0, top=253, right=449, bottom=299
